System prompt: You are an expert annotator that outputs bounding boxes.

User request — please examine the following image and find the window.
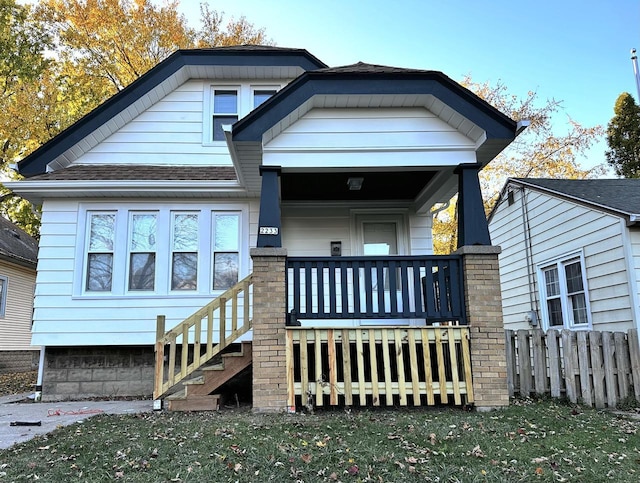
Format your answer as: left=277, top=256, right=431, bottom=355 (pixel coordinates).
left=86, top=212, right=116, bottom=291
left=539, top=254, right=591, bottom=329
left=128, top=213, right=157, bottom=291
left=171, top=212, right=199, bottom=290
left=80, top=205, right=245, bottom=296
left=0, top=276, right=7, bottom=317
left=213, top=213, right=240, bottom=290
left=212, top=89, right=238, bottom=141
left=253, top=89, right=277, bottom=108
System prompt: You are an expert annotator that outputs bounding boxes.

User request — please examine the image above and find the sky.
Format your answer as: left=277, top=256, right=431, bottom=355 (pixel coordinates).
left=177, top=0, right=640, bottom=172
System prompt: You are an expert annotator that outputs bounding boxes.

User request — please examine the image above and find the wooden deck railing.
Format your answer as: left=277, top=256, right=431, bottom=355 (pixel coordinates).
left=154, top=275, right=253, bottom=399
left=285, top=326, right=473, bottom=409
left=286, top=256, right=465, bottom=324
left=506, top=328, right=640, bottom=408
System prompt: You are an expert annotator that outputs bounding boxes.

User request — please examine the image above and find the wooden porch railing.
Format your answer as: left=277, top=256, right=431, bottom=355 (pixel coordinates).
left=154, top=275, right=253, bottom=399
left=286, top=256, right=465, bottom=324
left=286, top=326, right=474, bottom=409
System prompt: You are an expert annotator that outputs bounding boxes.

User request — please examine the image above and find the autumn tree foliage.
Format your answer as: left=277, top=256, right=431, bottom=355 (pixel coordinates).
left=605, top=92, right=640, bottom=178
left=1, top=0, right=270, bottom=235
left=432, top=79, right=604, bottom=254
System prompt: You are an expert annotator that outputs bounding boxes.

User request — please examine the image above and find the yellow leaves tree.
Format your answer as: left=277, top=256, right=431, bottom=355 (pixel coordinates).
left=432, top=77, right=605, bottom=254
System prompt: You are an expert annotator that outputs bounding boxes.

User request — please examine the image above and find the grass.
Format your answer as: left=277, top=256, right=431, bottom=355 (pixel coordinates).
left=0, top=399, right=639, bottom=482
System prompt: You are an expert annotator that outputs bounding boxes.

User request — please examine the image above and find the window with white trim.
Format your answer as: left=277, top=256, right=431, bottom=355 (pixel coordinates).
left=212, top=212, right=240, bottom=290
left=212, top=89, right=238, bottom=141
left=253, top=89, right=277, bottom=108
left=0, top=276, right=7, bottom=317
left=86, top=212, right=116, bottom=291
left=128, top=212, right=157, bottom=291
left=539, top=254, right=591, bottom=329
left=171, top=212, right=199, bottom=291
left=79, top=204, right=246, bottom=296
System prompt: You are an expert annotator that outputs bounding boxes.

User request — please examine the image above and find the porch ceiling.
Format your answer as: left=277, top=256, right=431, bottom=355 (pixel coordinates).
left=280, top=170, right=436, bottom=201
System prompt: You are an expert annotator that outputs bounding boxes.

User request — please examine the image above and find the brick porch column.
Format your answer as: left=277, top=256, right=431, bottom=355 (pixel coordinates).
left=455, top=245, right=508, bottom=410
left=250, top=247, right=288, bottom=413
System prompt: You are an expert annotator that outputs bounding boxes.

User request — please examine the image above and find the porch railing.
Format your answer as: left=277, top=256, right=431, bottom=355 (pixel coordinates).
left=286, top=326, right=474, bottom=408
left=286, top=256, right=465, bottom=323
left=154, top=275, right=253, bottom=399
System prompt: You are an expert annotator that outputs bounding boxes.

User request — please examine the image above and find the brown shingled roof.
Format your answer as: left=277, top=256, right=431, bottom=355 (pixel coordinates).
left=0, top=216, right=37, bottom=268
left=315, top=62, right=440, bottom=75
left=26, top=165, right=238, bottom=182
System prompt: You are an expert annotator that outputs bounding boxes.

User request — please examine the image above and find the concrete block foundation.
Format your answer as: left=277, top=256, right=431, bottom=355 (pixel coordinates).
left=42, top=346, right=154, bottom=401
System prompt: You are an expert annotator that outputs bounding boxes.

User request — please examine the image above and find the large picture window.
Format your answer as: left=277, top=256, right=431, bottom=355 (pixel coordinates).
left=539, top=254, right=591, bottom=330
left=86, top=212, right=116, bottom=291
left=80, top=205, right=245, bottom=296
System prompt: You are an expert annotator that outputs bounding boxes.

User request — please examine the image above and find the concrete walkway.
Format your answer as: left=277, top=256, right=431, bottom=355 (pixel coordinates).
left=0, top=394, right=153, bottom=450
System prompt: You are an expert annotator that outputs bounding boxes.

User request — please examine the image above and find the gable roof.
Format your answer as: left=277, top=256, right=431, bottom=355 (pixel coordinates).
left=0, top=216, right=38, bottom=269
left=497, top=178, right=640, bottom=224
left=16, top=46, right=327, bottom=177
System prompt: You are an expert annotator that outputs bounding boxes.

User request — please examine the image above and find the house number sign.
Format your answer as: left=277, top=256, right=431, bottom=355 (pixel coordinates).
left=259, top=226, right=279, bottom=235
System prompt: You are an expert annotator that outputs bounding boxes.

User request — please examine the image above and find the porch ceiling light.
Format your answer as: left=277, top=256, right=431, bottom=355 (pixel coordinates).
left=347, top=177, right=364, bottom=191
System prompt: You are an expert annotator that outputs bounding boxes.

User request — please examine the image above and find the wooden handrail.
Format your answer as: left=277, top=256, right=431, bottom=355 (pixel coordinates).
left=154, top=274, right=253, bottom=399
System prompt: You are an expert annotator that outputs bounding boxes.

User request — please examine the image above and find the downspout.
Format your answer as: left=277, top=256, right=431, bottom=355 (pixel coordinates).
left=35, top=347, right=45, bottom=401
left=520, top=186, right=539, bottom=325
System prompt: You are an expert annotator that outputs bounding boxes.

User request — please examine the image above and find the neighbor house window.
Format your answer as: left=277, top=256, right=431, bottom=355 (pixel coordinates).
left=212, top=89, right=238, bottom=141
left=539, top=254, right=590, bottom=329
left=0, top=276, right=7, bottom=317
left=171, top=212, right=198, bottom=290
left=86, top=212, right=116, bottom=291
left=212, top=213, right=240, bottom=290
left=253, top=89, right=277, bottom=108
left=128, top=212, right=157, bottom=291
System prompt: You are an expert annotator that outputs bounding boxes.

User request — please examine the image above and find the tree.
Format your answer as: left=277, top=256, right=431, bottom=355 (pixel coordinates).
left=197, top=3, right=268, bottom=47
left=605, top=92, right=640, bottom=178
left=432, top=78, right=605, bottom=254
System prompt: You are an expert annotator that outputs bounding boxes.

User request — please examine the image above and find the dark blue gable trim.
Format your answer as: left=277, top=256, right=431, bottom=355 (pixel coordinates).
left=18, top=49, right=327, bottom=177
left=232, top=71, right=518, bottom=144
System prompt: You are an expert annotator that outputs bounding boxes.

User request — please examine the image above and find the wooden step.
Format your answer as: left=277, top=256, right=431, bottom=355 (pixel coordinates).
left=166, top=392, right=221, bottom=412
left=184, top=342, right=252, bottom=397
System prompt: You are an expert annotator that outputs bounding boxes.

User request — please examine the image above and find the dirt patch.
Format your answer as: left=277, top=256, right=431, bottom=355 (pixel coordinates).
left=0, top=371, right=37, bottom=397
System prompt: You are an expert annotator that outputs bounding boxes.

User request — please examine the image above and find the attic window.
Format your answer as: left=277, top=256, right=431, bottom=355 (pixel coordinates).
left=253, top=89, right=277, bottom=108
left=212, top=90, right=238, bottom=141
left=507, top=190, right=515, bottom=206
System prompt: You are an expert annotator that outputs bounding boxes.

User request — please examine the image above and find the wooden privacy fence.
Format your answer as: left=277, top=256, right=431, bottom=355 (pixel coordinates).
left=286, top=326, right=474, bottom=409
left=506, top=328, right=640, bottom=408
left=154, top=275, right=253, bottom=399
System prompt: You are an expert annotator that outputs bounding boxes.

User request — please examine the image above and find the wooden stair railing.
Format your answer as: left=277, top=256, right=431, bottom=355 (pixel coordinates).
left=154, top=274, right=253, bottom=400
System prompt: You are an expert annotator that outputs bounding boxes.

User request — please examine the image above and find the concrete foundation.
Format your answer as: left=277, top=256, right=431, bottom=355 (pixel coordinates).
left=0, top=350, right=39, bottom=374
left=42, top=346, right=154, bottom=401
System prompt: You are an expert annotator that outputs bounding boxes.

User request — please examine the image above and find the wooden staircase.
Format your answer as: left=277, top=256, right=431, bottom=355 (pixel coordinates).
left=166, top=342, right=253, bottom=411
left=154, top=275, right=253, bottom=410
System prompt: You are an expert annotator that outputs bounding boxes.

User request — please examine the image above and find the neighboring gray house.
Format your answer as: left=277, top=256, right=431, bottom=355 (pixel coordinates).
left=489, top=178, right=640, bottom=334
left=0, top=216, right=38, bottom=373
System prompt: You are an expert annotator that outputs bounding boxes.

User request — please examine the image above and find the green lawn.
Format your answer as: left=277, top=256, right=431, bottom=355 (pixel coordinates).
left=1, top=400, right=639, bottom=482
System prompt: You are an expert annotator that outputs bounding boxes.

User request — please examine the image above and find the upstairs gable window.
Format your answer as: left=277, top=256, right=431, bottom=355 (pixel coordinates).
left=212, top=89, right=238, bottom=141
left=253, top=89, right=277, bottom=108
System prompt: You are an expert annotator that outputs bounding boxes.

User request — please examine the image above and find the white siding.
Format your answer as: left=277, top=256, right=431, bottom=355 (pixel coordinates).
left=490, top=187, right=634, bottom=332
left=263, top=108, right=478, bottom=168
left=282, top=205, right=432, bottom=257
left=32, top=198, right=257, bottom=346
left=0, top=261, right=36, bottom=351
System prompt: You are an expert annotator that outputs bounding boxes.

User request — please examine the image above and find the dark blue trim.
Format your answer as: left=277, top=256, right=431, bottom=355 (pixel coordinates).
left=456, top=164, right=491, bottom=247
left=18, top=49, right=327, bottom=177
left=256, top=166, right=282, bottom=248
left=232, top=71, right=518, bottom=147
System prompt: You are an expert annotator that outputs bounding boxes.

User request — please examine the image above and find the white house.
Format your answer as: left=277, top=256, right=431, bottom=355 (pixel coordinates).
left=7, top=46, right=524, bottom=408
left=488, top=178, right=640, bottom=334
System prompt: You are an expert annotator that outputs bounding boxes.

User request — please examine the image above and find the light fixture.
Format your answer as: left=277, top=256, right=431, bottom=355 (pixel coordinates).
left=347, top=177, right=364, bottom=191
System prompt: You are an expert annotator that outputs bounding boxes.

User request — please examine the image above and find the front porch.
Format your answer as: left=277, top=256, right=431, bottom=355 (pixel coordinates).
left=154, top=246, right=505, bottom=412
